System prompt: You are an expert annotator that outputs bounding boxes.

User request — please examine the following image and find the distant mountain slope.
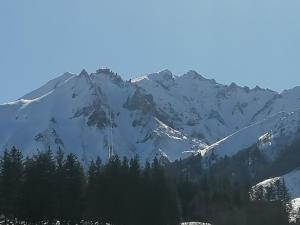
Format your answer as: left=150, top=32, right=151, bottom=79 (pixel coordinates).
left=1, top=67, right=300, bottom=164
left=132, top=70, right=277, bottom=143
left=201, top=110, right=300, bottom=167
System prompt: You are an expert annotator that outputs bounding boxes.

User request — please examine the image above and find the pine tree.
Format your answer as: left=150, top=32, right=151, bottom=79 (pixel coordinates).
left=276, top=178, right=292, bottom=215
left=100, top=155, right=123, bottom=224
left=265, top=185, right=275, bottom=201
left=278, top=178, right=291, bottom=204
left=54, top=147, right=65, bottom=220
left=85, top=157, right=102, bottom=221
left=151, top=157, right=181, bottom=225
left=127, top=155, right=142, bottom=225
left=17, top=150, right=56, bottom=223
left=60, top=153, right=85, bottom=224
left=0, top=147, right=23, bottom=222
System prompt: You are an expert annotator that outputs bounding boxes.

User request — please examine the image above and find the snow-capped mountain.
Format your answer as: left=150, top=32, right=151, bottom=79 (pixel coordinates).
left=0, top=69, right=206, bottom=164
left=1, top=67, right=300, bottom=165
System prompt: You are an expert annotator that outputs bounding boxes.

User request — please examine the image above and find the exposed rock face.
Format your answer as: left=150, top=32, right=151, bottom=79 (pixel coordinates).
left=124, top=88, right=176, bottom=128
left=74, top=101, right=111, bottom=129
left=124, top=88, right=156, bottom=114
left=34, top=128, right=64, bottom=150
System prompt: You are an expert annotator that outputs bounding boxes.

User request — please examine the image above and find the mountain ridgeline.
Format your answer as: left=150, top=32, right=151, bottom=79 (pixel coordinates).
left=1, top=68, right=300, bottom=165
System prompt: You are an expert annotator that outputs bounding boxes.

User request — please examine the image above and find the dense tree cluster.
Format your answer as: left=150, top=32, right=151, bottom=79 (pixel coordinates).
left=0, top=148, right=180, bottom=225
left=0, top=147, right=293, bottom=225
left=251, top=178, right=291, bottom=203
left=85, top=156, right=181, bottom=225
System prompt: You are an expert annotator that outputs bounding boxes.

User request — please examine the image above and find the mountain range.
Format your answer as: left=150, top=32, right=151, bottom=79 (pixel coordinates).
left=1, top=68, right=300, bottom=210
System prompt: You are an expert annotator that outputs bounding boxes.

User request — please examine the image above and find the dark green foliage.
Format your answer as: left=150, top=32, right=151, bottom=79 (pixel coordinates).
left=266, top=138, right=300, bottom=177
left=17, top=150, right=57, bottom=222
left=0, top=147, right=294, bottom=225
left=184, top=138, right=300, bottom=187
left=84, top=156, right=181, bottom=225
left=207, top=146, right=268, bottom=184
left=0, top=147, right=23, bottom=221
left=246, top=201, right=290, bottom=225
left=59, top=153, right=85, bottom=223
left=85, top=157, right=102, bottom=221
left=166, top=154, right=203, bottom=179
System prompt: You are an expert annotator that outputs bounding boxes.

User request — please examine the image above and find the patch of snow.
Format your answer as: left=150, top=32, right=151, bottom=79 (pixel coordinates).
left=291, top=198, right=300, bottom=222
left=181, top=222, right=211, bottom=225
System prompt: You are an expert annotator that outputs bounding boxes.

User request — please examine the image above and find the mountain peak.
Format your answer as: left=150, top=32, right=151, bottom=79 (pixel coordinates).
left=96, top=67, right=114, bottom=75
left=226, top=82, right=241, bottom=92
left=229, top=82, right=238, bottom=88
left=182, top=70, right=211, bottom=82
left=159, top=69, right=172, bottom=75
left=93, top=67, right=124, bottom=86
left=79, top=69, right=89, bottom=77
left=156, top=69, right=174, bottom=80
left=253, top=85, right=264, bottom=91
left=143, top=69, right=175, bottom=87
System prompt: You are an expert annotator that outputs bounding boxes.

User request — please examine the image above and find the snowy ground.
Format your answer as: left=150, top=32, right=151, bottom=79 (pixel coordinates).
left=181, top=222, right=211, bottom=225
left=290, top=198, right=300, bottom=222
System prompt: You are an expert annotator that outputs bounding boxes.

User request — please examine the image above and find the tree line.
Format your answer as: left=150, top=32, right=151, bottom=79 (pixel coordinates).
left=0, top=147, right=294, bottom=225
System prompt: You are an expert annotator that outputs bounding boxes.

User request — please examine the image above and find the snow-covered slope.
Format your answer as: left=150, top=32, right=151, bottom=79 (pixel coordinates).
left=252, top=169, right=300, bottom=200
left=21, top=72, right=76, bottom=100
left=1, top=68, right=300, bottom=164
left=132, top=70, right=278, bottom=144
left=201, top=110, right=300, bottom=167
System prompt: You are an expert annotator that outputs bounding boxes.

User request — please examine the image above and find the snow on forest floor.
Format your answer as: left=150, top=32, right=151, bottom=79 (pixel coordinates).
left=181, top=222, right=211, bottom=225
left=290, top=198, right=300, bottom=222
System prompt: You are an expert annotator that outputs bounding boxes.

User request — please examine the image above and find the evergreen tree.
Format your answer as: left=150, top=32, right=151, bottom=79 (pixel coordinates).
left=60, top=153, right=85, bottom=224
left=265, top=185, right=275, bottom=201
left=151, top=157, right=181, bottom=225
left=54, top=147, right=65, bottom=219
left=100, top=155, right=123, bottom=224
left=278, top=178, right=291, bottom=204
left=0, top=147, right=23, bottom=222
left=176, top=175, right=198, bottom=221
left=17, top=150, right=56, bottom=223
left=0, top=146, right=292, bottom=225
left=119, top=157, right=130, bottom=225
left=85, top=157, right=103, bottom=221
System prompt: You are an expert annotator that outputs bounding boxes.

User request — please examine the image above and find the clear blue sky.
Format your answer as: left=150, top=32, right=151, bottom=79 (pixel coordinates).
left=1, top=0, right=300, bottom=103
